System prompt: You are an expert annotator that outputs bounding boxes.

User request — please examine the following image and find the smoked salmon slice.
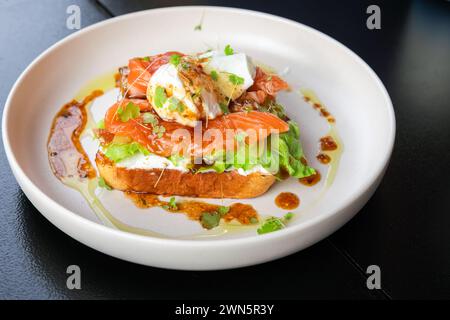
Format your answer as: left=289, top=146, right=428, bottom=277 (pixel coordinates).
left=126, top=52, right=183, bottom=98
left=249, top=67, right=290, bottom=96
left=103, top=99, right=289, bottom=158
left=240, top=67, right=290, bottom=104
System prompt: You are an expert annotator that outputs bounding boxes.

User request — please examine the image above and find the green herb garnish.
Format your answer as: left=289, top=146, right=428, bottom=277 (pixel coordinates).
left=117, top=102, right=140, bottom=122
left=142, top=112, right=158, bottom=125
left=224, top=44, right=234, bottom=56
left=98, top=177, right=112, bottom=190
left=96, top=119, right=105, bottom=129
left=284, top=212, right=294, bottom=220
left=154, top=86, right=167, bottom=108
left=169, top=54, right=181, bottom=67
left=218, top=206, right=230, bottom=215
left=257, top=217, right=285, bottom=235
left=142, top=56, right=150, bottom=62
left=257, top=213, right=295, bottom=235
left=168, top=97, right=185, bottom=112
left=168, top=197, right=178, bottom=210
left=229, top=73, right=244, bottom=86
left=201, top=212, right=221, bottom=229
left=153, top=125, right=166, bottom=138
left=210, top=70, right=218, bottom=81
left=219, top=102, right=230, bottom=115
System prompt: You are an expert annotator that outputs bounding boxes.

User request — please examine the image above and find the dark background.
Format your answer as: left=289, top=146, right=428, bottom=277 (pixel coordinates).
left=0, top=0, right=449, bottom=299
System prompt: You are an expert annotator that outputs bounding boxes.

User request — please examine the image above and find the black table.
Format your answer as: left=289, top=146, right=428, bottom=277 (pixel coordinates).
left=0, top=0, right=449, bottom=299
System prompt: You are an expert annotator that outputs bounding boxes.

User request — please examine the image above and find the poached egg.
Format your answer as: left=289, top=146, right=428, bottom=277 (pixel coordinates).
left=147, top=61, right=223, bottom=127
left=201, top=51, right=256, bottom=100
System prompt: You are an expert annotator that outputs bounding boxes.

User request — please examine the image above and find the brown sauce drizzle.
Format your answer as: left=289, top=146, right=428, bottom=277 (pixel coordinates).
left=316, top=136, right=338, bottom=164
left=303, top=95, right=335, bottom=124
left=47, top=90, right=103, bottom=180
left=299, top=170, right=321, bottom=186
left=320, top=136, right=338, bottom=151
left=125, top=192, right=259, bottom=226
left=275, top=192, right=300, bottom=210
left=317, top=153, right=331, bottom=164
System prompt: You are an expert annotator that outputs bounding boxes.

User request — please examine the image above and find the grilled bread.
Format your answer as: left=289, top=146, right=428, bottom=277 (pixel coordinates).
left=96, top=152, right=275, bottom=198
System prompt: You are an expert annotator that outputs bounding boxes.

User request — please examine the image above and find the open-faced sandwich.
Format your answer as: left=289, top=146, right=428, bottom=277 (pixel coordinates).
left=94, top=46, right=315, bottom=198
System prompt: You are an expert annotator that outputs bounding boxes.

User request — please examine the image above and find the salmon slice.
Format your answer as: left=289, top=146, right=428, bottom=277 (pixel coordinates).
left=249, top=67, right=290, bottom=96
left=238, top=67, right=290, bottom=105
left=126, top=52, right=183, bottom=98
left=104, top=99, right=289, bottom=158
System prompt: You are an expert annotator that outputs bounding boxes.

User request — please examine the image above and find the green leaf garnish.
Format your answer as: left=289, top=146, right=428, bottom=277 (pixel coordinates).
left=117, top=102, right=140, bottom=122
left=259, top=120, right=315, bottom=178
left=168, top=97, right=185, bottom=112
left=104, top=142, right=149, bottom=163
left=224, top=44, right=234, bottom=56
left=98, top=177, right=112, bottom=190
left=219, top=102, right=230, bottom=115
left=169, top=154, right=185, bottom=166
left=96, top=119, right=105, bottom=129
left=168, top=197, right=178, bottom=210
left=210, top=70, right=218, bottom=81
left=262, top=101, right=287, bottom=119
left=169, top=54, right=181, bottom=67
left=218, top=206, right=230, bottom=215
left=284, top=212, right=294, bottom=220
left=142, top=112, right=158, bottom=125
left=201, top=212, right=221, bottom=229
left=257, top=214, right=295, bottom=235
left=142, top=56, right=150, bottom=62
left=194, top=24, right=202, bottom=31
left=257, top=217, right=285, bottom=235
left=278, top=121, right=316, bottom=178
left=229, top=73, right=244, bottom=86
left=235, top=131, right=247, bottom=143
left=212, top=161, right=226, bottom=173
left=153, top=125, right=166, bottom=138
left=154, top=86, right=167, bottom=108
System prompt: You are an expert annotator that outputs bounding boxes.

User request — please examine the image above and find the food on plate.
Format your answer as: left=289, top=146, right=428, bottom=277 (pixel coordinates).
left=46, top=45, right=322, bottom=233
left=96, top=46, right=315, bottom=198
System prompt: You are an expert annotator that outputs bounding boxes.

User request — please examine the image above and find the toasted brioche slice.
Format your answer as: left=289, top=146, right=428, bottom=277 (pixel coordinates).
left=95, top=152, right=275, bottom=198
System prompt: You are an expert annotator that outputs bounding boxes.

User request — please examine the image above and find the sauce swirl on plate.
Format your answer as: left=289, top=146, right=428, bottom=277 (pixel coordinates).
left=48, top=90, right=103, bottom=180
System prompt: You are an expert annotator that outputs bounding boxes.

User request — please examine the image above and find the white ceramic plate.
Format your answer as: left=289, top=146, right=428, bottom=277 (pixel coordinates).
left=2, top=6, right=395, bottom=270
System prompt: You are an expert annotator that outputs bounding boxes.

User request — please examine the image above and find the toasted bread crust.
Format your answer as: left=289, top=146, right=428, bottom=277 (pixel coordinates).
left=95, top=152, right=275, bottom=198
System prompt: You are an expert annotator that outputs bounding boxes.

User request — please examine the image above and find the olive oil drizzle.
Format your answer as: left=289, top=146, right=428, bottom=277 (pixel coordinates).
left=300, top=88, right=344, bottom=190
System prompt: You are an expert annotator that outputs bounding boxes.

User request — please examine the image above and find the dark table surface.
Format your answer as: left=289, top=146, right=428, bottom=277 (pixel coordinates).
left=0, top=0, right=449, bottom=300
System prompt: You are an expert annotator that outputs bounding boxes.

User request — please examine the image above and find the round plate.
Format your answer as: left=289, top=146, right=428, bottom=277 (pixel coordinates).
left=2, top=6, right=395, bottom=270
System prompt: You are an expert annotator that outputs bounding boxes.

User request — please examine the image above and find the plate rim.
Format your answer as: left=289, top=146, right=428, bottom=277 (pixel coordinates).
left=2, top=6, right=396, bottom=248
